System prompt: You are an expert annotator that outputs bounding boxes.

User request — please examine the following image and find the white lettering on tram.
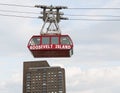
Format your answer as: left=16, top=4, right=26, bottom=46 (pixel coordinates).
left=29, top=44, right=71, bottom=50
left=55, top=45, right=71, bottom=49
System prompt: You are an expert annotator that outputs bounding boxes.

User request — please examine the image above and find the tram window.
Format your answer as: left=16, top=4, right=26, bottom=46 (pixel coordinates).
left=42, top=37, right=50, bottom=44
left=51, top=37, right=59, bottom=44
left=29, top=37, right=40, bottom=45
left=60, top=37, right=70, bottom=45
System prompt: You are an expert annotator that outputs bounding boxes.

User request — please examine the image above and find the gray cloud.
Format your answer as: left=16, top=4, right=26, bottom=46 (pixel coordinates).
left=66, top=66, right=120, bottom=93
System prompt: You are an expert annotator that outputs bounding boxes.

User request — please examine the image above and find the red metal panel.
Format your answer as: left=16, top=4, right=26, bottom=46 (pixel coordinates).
left=30, top=49, right=72, bottom=58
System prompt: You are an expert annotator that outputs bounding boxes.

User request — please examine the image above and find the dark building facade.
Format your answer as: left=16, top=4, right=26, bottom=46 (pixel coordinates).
left=23, top=60, right=66, bottom=93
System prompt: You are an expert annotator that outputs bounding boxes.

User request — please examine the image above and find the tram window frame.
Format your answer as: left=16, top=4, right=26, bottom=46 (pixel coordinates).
left=42, top=37, right=50, bottom=44
left=29, top=37, right=40, bottom=45
left=60, top=37, right=71, bottom=45
left=51, top=37, right=59, bottom=44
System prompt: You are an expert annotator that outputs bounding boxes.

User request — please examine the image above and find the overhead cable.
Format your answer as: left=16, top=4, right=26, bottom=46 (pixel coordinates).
left=69, top=18, right=120, bottom=21
left=1, top=9, right=120, bottom=18
left=68, top=7, right=120, bottom=10
left=65, top=14, right=120, bottom=17
left=0, top=9, right=39, bottom=14
left=1, top=13, right=120, bottom=21
left=0, top=3, right=34, bottom=8
left=1, top=3, right=120, bottom=10
left=0, top=13, right=37, bottom=19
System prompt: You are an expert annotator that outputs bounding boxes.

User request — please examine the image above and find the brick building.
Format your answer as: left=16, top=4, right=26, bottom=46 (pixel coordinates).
left=23, top=60, right=66, bottom=93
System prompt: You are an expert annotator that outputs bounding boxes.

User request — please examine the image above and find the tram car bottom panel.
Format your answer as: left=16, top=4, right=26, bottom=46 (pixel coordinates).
left=30, top=49, right=73, bottom=58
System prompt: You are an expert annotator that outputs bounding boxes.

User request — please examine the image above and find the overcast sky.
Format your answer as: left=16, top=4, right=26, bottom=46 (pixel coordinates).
left=0, top=0, right=120, bottom=93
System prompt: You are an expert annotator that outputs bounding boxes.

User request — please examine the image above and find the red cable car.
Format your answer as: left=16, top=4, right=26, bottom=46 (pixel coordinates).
left=27, top=34, right=73, bottom=58
left=27, top=5, right=74, bottom=58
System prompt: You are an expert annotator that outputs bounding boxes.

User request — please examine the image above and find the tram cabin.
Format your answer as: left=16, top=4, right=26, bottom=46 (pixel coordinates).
left=27, top=34, right=73, bottom=58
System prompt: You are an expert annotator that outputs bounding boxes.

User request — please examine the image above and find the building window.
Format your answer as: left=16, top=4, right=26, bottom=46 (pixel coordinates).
left=59, top=91, right=63, bottom=93
left=26, top=86, right=30, bottom=89
left=58, top=71, right=62, bottom=73
left=27, top=75, right=31, bottom=79
left=43, top=83, right=46, bottom=85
